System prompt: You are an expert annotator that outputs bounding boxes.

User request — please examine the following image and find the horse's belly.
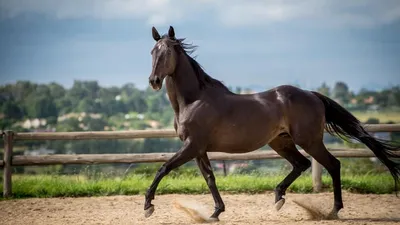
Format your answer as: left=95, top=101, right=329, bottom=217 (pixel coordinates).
left=212, top=139, right=268, bottom=153
left=209, top=124, right=280, bottom=153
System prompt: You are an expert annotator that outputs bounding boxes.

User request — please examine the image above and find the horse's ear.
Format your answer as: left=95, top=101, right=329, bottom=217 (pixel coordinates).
left=168, top=26, right=175, bottom=39
left=152, top=27, right=161, bottom=41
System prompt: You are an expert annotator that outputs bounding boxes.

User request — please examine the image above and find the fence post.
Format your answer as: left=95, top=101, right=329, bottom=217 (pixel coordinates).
left=3, top=130, right=14, bottom=198
left=222, top=160, right=227, bottom=176
left=312, top=158, right=322, bottom=192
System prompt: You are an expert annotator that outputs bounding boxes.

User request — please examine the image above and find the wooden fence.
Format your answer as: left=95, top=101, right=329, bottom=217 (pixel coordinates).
left=1, top=124, right=400, bottom=198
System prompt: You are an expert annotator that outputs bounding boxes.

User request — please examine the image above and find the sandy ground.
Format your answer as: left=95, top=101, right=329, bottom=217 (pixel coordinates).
left=1, top=192, right=399, bottom=225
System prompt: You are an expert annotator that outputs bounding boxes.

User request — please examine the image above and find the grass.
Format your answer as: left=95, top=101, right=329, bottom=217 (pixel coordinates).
left=0, top=173, right=395, bottom=200
left=351, top=110, right=400, bottom=123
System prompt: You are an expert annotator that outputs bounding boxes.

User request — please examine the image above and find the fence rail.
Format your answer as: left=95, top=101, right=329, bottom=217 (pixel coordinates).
left=3, top=148, right=382, bottom=166
left=2, top=123, right=400, bottom=198
left=13, top=129, right=178, bottom=140
left=12, top=124, right=400, bottom=140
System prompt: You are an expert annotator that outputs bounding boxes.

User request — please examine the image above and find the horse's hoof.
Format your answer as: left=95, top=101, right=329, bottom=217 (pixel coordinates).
left=144, top=205, right=155, bottom=218
left=275, top=198, right=285, bottom=211
left=326, top=210, right=339, bottom=220
left=208, top=217, right=219, bottom=223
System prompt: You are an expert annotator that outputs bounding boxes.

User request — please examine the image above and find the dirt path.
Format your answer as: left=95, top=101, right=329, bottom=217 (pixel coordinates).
left=1, top=192, right=399, bottom=225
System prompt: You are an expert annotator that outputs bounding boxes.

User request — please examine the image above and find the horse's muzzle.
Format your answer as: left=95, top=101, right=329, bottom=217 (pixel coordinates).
left=149, top=75, right=163, bottom=90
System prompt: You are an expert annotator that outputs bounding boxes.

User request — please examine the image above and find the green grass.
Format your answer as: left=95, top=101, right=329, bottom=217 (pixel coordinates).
left=0, top=173, right=395, bottom=200
left=351, top=110, right=400, bottom=123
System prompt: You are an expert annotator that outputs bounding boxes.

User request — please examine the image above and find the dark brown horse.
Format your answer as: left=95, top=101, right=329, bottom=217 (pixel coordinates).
left=144, top=26, right=400, bottom=221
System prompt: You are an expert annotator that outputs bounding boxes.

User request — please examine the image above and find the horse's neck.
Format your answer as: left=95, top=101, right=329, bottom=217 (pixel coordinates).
left=165, top=77, right=179, bottom=115
left=166, top=55, right=201, bottom=114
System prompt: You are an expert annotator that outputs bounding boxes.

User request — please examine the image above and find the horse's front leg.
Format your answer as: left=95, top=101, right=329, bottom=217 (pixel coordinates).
left=144, top=138, right=202, bottom=218
left=195, top=153, right=225, bottom=221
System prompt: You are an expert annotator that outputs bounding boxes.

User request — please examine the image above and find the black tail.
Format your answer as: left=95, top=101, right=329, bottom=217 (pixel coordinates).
left=312, top=91, right=400, bottom=194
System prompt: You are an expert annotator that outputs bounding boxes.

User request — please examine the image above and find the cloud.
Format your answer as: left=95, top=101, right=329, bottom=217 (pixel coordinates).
left=1, top=0, right=400, bottom=27
left=0, top=0, right=184, bottom=23
left=217, top=0, right=400, bottom=27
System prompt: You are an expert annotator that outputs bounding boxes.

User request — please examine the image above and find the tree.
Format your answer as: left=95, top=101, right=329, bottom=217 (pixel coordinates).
left=55, top=98, right=73, bottom=115
left=56, top=118, right=82, bottom=132
left=317, top=82, right=331, bottom=96
left=128, top=97, right=148, bottom=113
left=48, top=82, right=66, bottom=99
left=387, top=90, right=399, bottom=109
left=235, top=87, right=242, bottom=94
left=146, top=89, right=170, bottom=113
left=68, top=80, right=100, bottom=101
left=35, top=84, right=51, bottom=96
left=12, top=81, right=35, bottom=102
left=1, top=101, right=23, bottom=120
left=77, top=98, right=101, bottom=113
left=25, top=95, right=58, bottom=118
left=333, top=81, right=350, bottom=104
left=82, top=117, right=108, bottom=131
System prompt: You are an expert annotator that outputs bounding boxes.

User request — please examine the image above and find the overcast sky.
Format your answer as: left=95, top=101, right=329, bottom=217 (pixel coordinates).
left=1, top=0, right=399, bottom=92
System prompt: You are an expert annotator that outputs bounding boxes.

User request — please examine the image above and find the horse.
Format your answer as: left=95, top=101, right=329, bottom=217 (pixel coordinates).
left=144, top=26, right=400, bottom=221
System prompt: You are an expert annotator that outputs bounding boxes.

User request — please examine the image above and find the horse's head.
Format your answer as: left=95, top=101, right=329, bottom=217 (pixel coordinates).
left=148, top=26, right=180, bottom=91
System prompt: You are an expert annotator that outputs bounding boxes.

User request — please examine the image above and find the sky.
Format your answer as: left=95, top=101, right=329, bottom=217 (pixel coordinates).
left=0, top=0, right=400, bottom=92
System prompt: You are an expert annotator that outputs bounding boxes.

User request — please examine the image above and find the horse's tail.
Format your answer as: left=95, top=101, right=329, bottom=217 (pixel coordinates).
left=311, top=91, right=400, bottom=194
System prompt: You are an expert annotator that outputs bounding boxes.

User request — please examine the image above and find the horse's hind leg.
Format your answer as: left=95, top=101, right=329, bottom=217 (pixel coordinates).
left=299, top=140, right=343, bottom=219
left=268, top=134, right=311, bottom=211
left=195, top=153, right=225, bottom=221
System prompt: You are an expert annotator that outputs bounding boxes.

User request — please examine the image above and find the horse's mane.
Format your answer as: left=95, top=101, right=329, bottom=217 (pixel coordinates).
left=165, top=35, right=231, bottom=92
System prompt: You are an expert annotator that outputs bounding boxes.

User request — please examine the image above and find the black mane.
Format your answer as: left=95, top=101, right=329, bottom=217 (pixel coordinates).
left=165, top=35, right=231, bottom=92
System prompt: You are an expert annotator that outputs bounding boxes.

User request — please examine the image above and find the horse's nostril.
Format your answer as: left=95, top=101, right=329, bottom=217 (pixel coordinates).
left=155, top=77, right=161, bottom=85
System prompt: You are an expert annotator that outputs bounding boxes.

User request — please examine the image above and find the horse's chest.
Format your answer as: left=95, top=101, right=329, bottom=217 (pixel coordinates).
left=175, top=102, right=205, bottom=140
